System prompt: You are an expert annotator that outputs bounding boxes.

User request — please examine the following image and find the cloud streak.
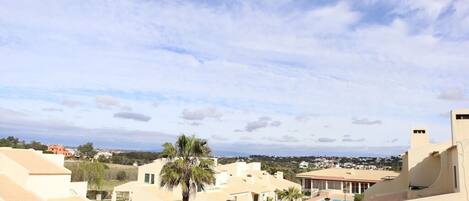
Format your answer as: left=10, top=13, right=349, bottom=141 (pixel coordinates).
left=181, top=108, right=222, bottom=121
left=114, top=112, right=151, bottom=122
left=352, top=118, right=382, bottom=125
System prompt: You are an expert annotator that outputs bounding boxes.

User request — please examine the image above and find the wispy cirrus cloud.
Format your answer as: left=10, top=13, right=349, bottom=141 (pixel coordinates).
left=61, top=99, right=83, bottom=108
left=352, top=118, right=382, bottom=125
left=42, top=108, right=63, bottom=112
left=317, top=137, right=337, bottom=143
left=181, top=108, right=222, bottom=121
left=114, top=112, right=151, bottom=122
left=242, top=116, right=282, bottom=132
left=437, top=88, right=466, bottom=101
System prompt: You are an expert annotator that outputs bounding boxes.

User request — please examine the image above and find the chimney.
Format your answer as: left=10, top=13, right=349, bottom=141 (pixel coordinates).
left=451, top=109, right=469, bottom=145
left=410, top=128, right=429, bottom=149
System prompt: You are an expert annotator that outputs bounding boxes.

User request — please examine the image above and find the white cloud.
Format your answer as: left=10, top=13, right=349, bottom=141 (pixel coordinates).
left=317, top=138, right=337, bottom=143
left=181, top=108, right=222, bottom=121
left=61, top=99, right=83, bottom=108
left=95, top=96, right=120, bottom=109
left=245, top=120, right=269, bottom=132
left=270, top=121, right=282, bottom=127
left=42, top=108, right=63, bottom=112
left=0, top=0, right=467, bottom=153
left=352, top=118, right=382, bottom=125
left=437, top=88, right=465, bottom=101
left=114, top=112, right=151, bottom=122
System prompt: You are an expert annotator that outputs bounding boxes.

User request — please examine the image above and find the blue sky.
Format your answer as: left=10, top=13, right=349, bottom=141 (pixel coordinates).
left=0, top=0, right=468, bottom=156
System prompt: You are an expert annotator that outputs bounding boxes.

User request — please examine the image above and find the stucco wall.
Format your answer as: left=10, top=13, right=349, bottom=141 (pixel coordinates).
left=70, top=181, right=88, bottom=197
left=138, top=160, right=165, bottom=184
left=364, top=154, right=409, bottom=201
left=0, top=153, right=30, bottom=186
left=41, top=152, right=65, bottom=167
left=232, top=192, right=251, bottom=201
left=27, top=175, right=71, bottom=199
left=407, top=149, right=455, bottom=199
left=408, top=141, right=451, bottom=187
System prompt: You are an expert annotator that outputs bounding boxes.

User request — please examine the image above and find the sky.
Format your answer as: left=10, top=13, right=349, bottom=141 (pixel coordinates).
left=0, top=0, right=468, bottom=156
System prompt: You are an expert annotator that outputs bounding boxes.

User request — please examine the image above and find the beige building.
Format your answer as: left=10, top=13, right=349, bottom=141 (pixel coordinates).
left=112, top=159, right=301, bottom=201
left=365, top=109, right=469, bottom=201
left=0, top=147, right=89, bottom=201
left=297, top=168, right=398, bottom=200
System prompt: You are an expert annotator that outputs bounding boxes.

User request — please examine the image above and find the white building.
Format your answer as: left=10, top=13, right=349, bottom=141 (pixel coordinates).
left=112, top=159, right=301, bottom=201
left=299, top=161, right=309, bottom=169
left=0, top=147, right=89, bottom=201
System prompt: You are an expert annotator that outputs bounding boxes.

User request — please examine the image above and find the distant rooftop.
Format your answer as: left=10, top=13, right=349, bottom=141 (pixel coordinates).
left=297, top=168, right=399, bottom=183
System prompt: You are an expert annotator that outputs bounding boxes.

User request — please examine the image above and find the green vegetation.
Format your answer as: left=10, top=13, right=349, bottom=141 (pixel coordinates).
left=66, top=161, right=137, bottom=189
left=67, top=161, right=106, bottom=190
left=277, top=187, right=303, bottom=201
left=116, top=170, right=127, bottom=181
left=110, top=151, right=160, bottom=165
left=77, top=142, right=98, bottom=159
left=159, top=135, right=215, bottom=201
left=354, top=194, right=364, bottom=201
left=0, top=136, right=50, bottom=152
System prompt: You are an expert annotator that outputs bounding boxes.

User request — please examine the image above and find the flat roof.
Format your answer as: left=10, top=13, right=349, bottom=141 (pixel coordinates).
left=0, top=174, right=43, bottom=201
left=296, top=168, right=399, bottom=183
left=0, top=148, right=71, bottom=175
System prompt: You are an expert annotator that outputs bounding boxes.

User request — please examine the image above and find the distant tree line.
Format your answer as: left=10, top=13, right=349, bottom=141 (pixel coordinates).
left=106, top=151, right=161, bottom=165
left=0, top=136, right=50, bottom=152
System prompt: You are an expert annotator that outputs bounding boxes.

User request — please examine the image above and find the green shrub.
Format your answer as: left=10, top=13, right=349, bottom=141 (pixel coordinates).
left=116, top=170, right=127, bottom=181
left=354, top=194, right=364, bottom=201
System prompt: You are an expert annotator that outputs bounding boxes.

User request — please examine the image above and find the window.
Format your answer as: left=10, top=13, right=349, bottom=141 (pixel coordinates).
left=312, top=180, right=326, bottom=190
left=305, top=179, right=312, bottom=189
left=343, top=182, right=351, bottom=193
left=361, top=183, right=369, bottom=192
left=456, top=114, right=469, bottom=120
left=352, top=182, right=360, bottom=194
left=150, top=174, right=155, bottom=184
left=327, top=181, right=341, bottom=190
left=454, top=166, right=458, bottom=189
left=144, top=173, right=150, bottom=183
left=413, top=130, right=426, bottom=134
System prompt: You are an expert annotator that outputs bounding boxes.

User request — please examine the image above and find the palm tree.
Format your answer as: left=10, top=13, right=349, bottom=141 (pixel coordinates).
left=159, top=135, right=215, bottom=201
left=277, top=187, right=303, bottom=201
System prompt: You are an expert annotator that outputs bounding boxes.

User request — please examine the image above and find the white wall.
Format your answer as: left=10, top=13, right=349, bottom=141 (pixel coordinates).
left=70, top=181, right=88, bottom=197
left=41, top=152, right=65, bottom=167
left=138, top=159, right=166, bottom=184
left=215, top=171, right=228, bottom=186
left=27, top=175, right=71, bottom=199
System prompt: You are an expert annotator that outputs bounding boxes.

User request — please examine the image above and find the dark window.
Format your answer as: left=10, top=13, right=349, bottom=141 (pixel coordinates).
left=150, top=174, right=155, bottom=184
left=144, top=173, right=150, bottom=183
left=413, top=130, right=426, bottom=134
left=454, top=166, right=458, bottom=189
left=305, top=179, right=312, bottom=189
left=456, top=114, right=469, bottom=120
left=361, top=183, right=369, bottom=192
left=352, top=182, right=360, bottom=194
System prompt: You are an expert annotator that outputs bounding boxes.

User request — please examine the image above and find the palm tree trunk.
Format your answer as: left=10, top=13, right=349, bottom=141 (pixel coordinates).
left=182, top=179, right=191, bottom=201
